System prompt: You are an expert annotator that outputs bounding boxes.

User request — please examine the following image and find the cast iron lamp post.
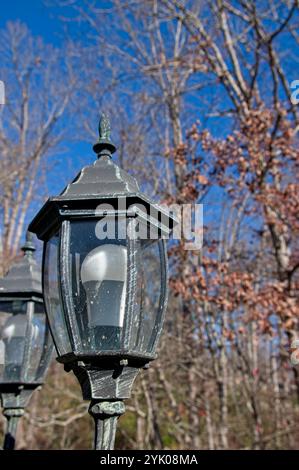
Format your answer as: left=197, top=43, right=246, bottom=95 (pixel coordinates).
left=0, top=232, right=54, bottom=450
left=29, top=115, right=176, bottom=450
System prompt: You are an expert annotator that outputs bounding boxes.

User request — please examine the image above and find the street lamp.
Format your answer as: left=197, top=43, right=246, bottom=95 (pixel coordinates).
left=0, top=232, right=54, bottom=450
left=29, top=115, right=176, bottom=450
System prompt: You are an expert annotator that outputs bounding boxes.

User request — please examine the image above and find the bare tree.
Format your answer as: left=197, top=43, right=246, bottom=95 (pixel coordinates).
left=0, top=21, right=76, bottom=272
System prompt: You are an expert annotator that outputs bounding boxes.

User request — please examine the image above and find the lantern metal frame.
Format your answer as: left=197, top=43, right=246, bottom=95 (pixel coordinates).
left=0, top=232, right=54, bottom=450
left=29, top=115, right=176, bottom=449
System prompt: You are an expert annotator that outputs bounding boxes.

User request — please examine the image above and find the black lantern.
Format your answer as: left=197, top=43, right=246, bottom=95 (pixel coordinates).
left=29, top=115, right=176, bottom=449
left=0, top=232, right=54, bottom=450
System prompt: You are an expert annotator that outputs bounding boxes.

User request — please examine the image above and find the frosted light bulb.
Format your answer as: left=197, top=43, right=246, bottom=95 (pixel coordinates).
left=1, top=314, right=27, bottom=365
left=80, top=244, right=127, bottom=328
left=2, top=314, right=27, bottom=342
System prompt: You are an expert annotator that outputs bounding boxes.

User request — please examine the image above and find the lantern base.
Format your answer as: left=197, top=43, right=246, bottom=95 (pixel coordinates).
left=67, top=360, right=141, bottom=400
left=0, top=384, right=40, bottom=409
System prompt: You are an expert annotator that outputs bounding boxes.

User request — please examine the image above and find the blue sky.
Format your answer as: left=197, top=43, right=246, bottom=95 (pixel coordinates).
left=0, top=0, right=73, bottom=46
left=1, top=0, right=58, bottom=43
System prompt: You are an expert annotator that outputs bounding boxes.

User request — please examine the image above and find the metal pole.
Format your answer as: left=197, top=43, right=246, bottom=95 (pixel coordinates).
left=88, top=400, right=125, bottom=450
left=3, top=408, right=24, bottom=450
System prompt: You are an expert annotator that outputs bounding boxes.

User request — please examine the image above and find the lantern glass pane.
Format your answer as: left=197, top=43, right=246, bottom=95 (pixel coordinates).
left=34, top=309, right=53, bottom=382
left=44, top=232, right=72, bottom=355
left=134, top=240, right=163, bottom=354
left=69, top=218, right=127, bottom=352
left=0, top=300, right=27, bottom=382
left=26, top=303, right=53, bottom=382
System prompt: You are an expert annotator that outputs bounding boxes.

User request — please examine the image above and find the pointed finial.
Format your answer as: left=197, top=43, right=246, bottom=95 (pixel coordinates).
left=99, top=113, right=111, bottom=140
left=93, top=113, right=117, bottom=158
left=22, top=231, right=36, bottom=258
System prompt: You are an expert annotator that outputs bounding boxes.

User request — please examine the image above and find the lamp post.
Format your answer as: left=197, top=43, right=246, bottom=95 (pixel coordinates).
left=29, top=115, right=176, bottom=450
left=0, top=232, right=54, bottom=450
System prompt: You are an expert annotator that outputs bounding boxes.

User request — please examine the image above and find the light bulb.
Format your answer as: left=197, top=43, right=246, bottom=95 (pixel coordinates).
left=1, top=314, right=27, bottom=365
left=2, top=314, right=27, bottom=342
left=80, top=244, right=127, bottom=328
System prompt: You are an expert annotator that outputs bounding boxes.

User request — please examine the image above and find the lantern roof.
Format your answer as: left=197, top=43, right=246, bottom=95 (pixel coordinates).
left=0, top=232, right=42, bottom=298
left=57, top=153, right=140, bottom=200
left=29, top=114, right=177, bottom=241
